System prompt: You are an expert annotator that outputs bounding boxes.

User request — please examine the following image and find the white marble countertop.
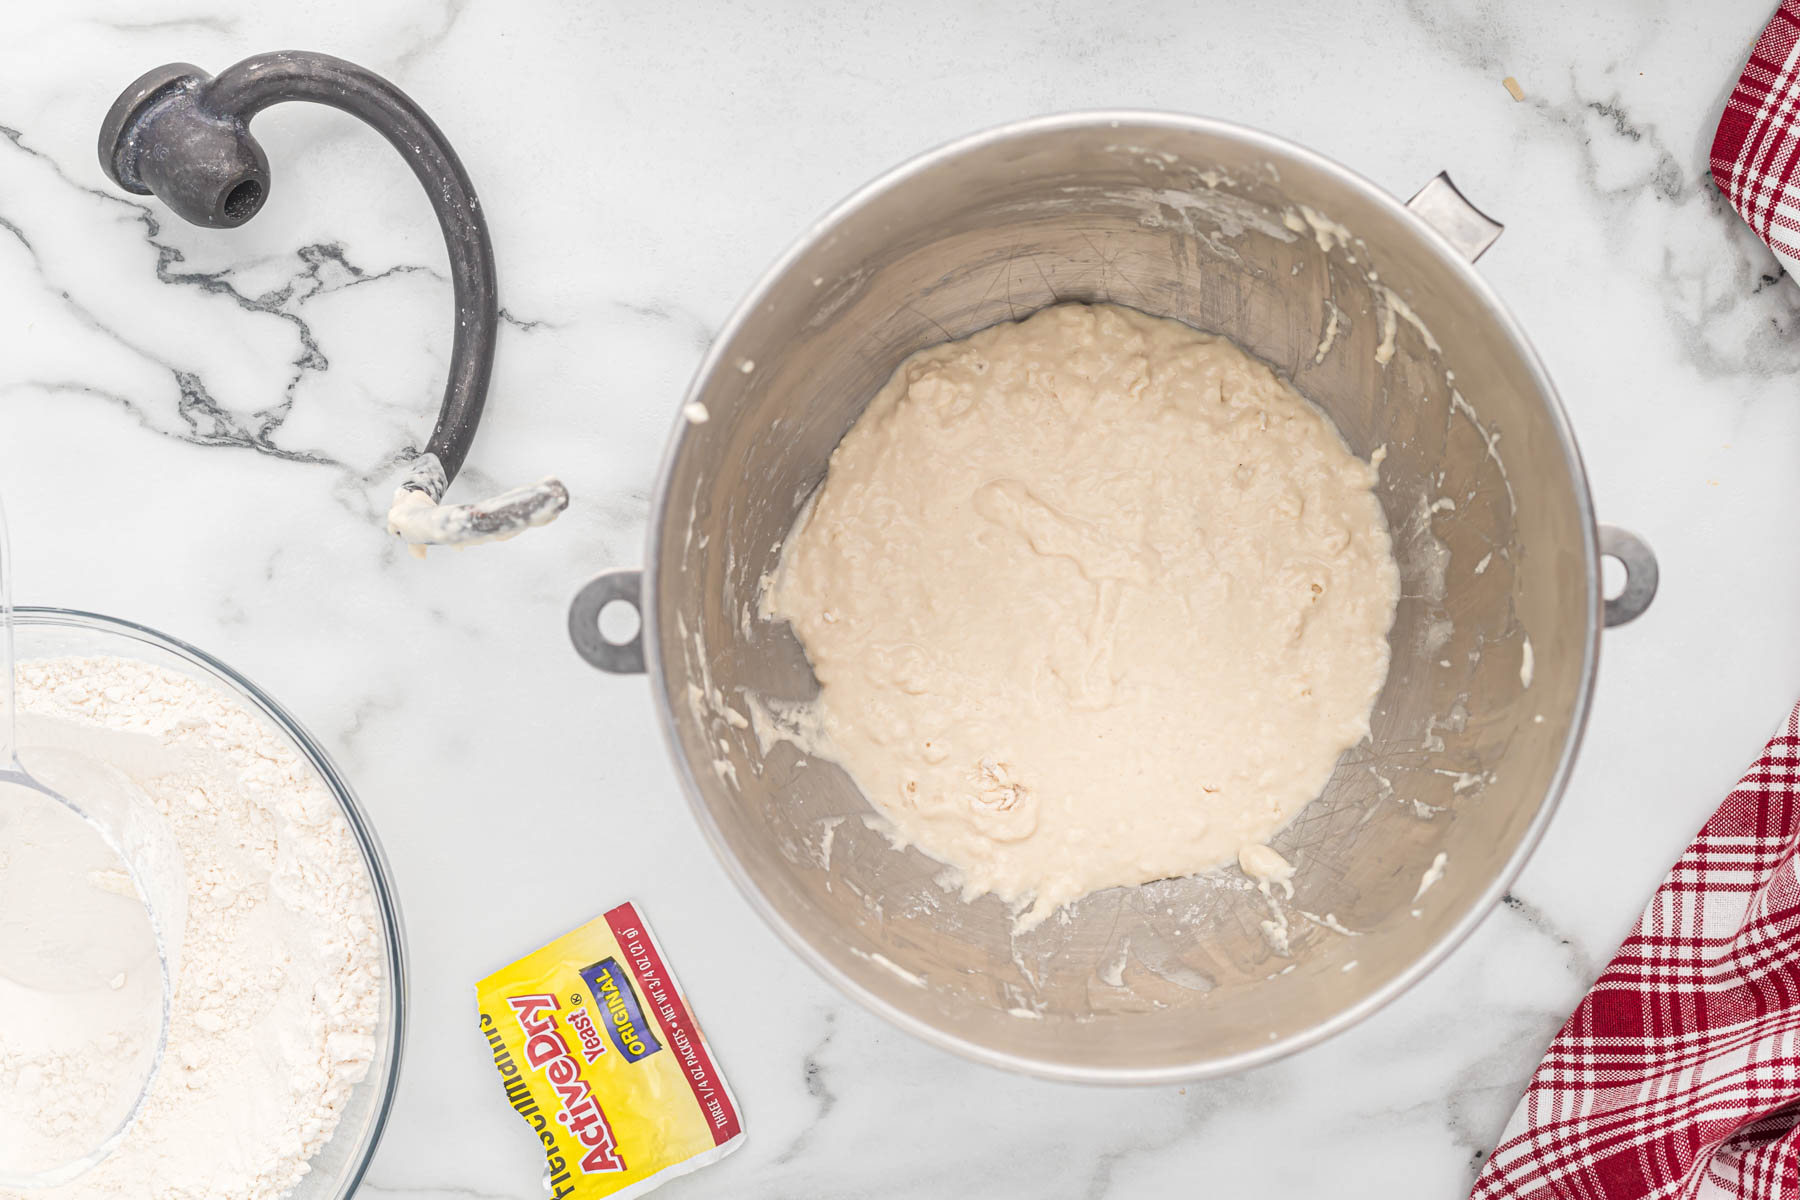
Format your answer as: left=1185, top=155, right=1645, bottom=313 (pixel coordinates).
left=5, top=2, right=1800, bottom=1196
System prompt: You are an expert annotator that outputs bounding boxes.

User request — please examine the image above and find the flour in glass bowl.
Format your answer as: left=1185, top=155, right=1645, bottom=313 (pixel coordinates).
left=0, top=656, right=382, bottom=1200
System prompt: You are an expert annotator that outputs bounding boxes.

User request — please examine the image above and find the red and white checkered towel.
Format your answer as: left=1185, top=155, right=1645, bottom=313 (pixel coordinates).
left=1712, top=0, right=1800, bottom=274
left=1471, top=700, right=1800, bottom=1199
left=1468, top=13, right=1800, bottom=1196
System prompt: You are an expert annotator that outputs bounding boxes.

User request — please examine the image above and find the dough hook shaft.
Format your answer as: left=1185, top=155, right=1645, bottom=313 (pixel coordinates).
left=98, top=50, right=568, bottom=549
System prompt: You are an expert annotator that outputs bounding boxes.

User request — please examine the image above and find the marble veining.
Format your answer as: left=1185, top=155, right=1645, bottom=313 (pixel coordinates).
left=3, top=1, right=1799, bottom=1197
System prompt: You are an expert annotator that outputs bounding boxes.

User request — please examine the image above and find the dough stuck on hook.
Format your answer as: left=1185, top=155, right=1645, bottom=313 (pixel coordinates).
left=385, top=454, right=570, bottom=556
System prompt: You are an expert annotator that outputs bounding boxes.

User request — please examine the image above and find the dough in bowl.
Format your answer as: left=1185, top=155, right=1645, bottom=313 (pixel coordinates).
left=768, top=303, right=1399, bottom=927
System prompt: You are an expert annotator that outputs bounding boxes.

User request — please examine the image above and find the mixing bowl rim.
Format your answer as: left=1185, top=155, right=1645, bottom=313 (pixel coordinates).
left=641, top=108, right=1601, bottom=1084
left=11, top=605, right=408, bottom=1190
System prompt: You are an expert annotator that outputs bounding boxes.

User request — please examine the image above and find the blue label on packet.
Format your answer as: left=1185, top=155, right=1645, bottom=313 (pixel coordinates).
left=579, top=957, right=664, bottom=1063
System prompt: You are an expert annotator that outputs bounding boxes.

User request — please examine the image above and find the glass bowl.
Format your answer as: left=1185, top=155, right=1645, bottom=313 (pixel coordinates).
left=11, top=608, right=405, bottom=1198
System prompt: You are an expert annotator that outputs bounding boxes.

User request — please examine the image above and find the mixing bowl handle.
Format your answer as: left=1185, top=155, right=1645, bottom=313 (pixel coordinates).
left=1405, top=172, right=1504, bottom=262
left=570, top=569, right=647, bottom=674
left=1599, top=525, right=1659, bottom=627
left=97, top=51, right=569, bottom=551
left=1402, top=177, right=1661, bottom=628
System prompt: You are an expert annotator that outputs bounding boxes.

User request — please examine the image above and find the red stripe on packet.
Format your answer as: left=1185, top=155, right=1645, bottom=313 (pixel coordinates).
left=603, top=904, right=743, bottom=1146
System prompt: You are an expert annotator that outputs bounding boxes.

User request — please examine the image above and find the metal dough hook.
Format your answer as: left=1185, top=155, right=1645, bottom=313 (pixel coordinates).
left=97, top=50, right=569, bottom=551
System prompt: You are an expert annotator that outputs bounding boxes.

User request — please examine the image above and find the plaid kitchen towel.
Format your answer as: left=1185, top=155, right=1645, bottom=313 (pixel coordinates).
left=1713, top=1, right=1800, bottom=275
left=1471, top=700, right=1800, bottom=1199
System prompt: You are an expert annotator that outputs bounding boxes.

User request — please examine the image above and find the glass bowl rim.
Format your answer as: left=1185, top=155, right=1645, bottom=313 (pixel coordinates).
left=11, top=605, right=407, bottom=1196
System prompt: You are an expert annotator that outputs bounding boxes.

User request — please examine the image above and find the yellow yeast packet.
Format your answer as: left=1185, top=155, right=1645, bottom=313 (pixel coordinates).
left=476, top=903, right=745, bottom=1198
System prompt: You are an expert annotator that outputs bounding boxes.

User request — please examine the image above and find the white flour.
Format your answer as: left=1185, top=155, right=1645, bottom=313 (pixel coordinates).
left=0, top=657, right=382, bottom=1200
left=0, top=783, right=165, bottom=1181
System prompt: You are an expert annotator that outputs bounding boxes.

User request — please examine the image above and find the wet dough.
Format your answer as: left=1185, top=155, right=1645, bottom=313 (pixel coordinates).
left=769, top=303, right=1398, bottom=926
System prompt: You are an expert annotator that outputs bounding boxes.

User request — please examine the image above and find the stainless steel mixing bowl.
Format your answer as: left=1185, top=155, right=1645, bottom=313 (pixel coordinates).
left=570, top=112, right=1657, bottom=1083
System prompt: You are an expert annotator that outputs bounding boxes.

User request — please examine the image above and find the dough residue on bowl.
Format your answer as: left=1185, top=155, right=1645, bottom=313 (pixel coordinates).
left=767, top=303, right=1399, bottom=927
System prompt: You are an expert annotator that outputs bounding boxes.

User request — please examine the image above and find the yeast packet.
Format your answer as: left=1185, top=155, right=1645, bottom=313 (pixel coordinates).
left=476, top=903, right=745, bottom=1198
